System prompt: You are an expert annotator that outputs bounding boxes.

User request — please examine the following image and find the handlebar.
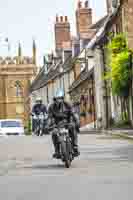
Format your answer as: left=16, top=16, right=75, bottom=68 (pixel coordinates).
left=31, top=113, right=48, bottom=117
left=48, top=122, right=69, bottom=131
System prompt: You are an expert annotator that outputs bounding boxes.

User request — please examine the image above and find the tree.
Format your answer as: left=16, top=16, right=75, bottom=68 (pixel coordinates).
left=105, top=34, right=132, bottom=122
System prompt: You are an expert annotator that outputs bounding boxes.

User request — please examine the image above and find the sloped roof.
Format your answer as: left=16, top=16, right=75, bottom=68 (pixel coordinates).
left=68, top=15, right=112, bottom=92
left=86, top=7, right=120, bottom=49
left=30, top=54, right=77, bottom=93
left=30, top=60, right=62, bottom=92
left=63, top=55, right=78, bottom=72
left=89, top=15, right=108, bottom=30
left=69, top=68, right=94, bottom=92
left=30, top=8, right=120, bottom=93
left=68, top=8, right=120, bottom=93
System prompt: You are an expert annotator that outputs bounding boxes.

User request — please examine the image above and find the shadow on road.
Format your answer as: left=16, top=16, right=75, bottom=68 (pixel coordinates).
left=23, top=163, right=67, bottom=170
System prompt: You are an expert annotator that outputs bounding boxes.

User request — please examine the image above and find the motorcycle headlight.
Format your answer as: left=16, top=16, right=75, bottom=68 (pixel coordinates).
left=60, top=128, right=68, bottom=134
left=33, top=116, right=37, bottom=119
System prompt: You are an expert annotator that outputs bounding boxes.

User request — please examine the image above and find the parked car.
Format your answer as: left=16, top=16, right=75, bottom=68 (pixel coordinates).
left=0, top=119, right=24, bottom=136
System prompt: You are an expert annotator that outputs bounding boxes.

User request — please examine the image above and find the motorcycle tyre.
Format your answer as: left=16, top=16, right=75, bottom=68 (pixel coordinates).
left=60, top=140, right=71, bottom=168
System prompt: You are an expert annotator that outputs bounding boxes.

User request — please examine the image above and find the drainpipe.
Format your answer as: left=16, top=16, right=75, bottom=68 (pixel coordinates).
left=94, top=45, right=108, bottom=130
left=129, top=51, right=133, bottom=126
left=63, top=75, right=65, bottom=97
left=131, top=54, right=133, bottom=126
left=101, top=45, right=109, bottom=129
left=47, top=85, right=49, bottom=105
left=92, top=75, right=96, bottom=129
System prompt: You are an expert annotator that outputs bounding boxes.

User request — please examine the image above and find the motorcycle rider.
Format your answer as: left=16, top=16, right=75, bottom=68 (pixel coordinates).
left=32, top=97, right=47, bottom=134
left=48, top=89, right=80, bottom=158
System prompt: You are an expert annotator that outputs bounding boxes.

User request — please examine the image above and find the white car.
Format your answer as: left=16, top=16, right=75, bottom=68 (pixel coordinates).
left=0, top=119, right=24, bottom=136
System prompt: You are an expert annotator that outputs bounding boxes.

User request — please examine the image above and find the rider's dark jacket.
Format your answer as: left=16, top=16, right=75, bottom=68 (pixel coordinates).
left=32, top=103, right=47, bottom=115
left=48, top=101, right=79, bottom=128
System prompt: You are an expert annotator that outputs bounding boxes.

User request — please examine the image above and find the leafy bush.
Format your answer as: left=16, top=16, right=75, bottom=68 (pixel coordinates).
left=112, top=119, right=131, bottom=128
left=105, top=34, right=132, bottom=97
left=25, top=118, right=32, bottom=135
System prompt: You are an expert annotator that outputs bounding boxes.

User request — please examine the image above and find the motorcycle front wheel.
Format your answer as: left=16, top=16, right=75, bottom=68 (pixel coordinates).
left=60, top=140, right=72, bottom=168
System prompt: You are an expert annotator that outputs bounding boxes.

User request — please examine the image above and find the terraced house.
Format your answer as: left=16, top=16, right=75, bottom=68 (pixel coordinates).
left=30, top=0, right=133, bottom=128
left=94, top=0, right=133, bottom=128
left=30, top=1, right=98, bottom=125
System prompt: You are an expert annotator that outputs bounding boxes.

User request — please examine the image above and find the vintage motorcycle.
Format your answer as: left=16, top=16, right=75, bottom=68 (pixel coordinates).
left=32, top=112, right=48, bottom=136
left=50, top=121, right=74, bottom=168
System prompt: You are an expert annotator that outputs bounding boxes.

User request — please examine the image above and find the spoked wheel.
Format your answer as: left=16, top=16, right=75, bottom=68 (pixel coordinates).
left=60, top=140, right=72, bottom=168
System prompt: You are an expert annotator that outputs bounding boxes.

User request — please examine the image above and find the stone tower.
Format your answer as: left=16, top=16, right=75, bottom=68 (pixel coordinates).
left=0, top=43, right=37, bottom=126
left=32, top=39, right=36, bottom=65
left=18, top=42, right=22, bottom=64
left=76, top=0, right=93, bottom=39
left=54, top=15, right=71, bottom=56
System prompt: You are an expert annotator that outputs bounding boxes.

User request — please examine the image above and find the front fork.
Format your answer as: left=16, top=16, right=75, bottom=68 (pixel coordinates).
left=58, top=135, right=73, bottom=160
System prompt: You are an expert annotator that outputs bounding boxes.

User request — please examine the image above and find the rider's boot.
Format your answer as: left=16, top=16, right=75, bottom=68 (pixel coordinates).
left=73, top=146, right=80, bottom=157
left=72, top=133, right=80, bottom=157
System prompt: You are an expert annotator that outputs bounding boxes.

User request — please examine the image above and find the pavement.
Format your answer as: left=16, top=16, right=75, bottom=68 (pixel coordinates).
left=0, top=134, right=133, bottom=200
left=80, top=124, right=133, bottom=140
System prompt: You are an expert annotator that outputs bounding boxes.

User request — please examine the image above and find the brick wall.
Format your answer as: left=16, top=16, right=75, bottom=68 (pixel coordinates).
left=0, top=63, right=36, bottom=125
left=76, top=1, right=92, bottom=39
left=55, top=16, right=71, bottom=54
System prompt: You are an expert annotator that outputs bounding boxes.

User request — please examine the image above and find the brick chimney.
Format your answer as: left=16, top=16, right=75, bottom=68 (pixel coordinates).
left=55, top=15, right=71, bottom=56
left=76, top=1, right=93, bottom=39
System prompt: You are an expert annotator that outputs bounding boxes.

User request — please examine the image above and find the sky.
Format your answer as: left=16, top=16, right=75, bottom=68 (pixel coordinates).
left=0, top=0, right=107, bottom=65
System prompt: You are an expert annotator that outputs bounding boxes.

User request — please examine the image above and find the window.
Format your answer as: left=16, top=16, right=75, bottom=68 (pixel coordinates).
left=15, top=81, right=23, bottom=97
left=74, top=43, right=80, bottom=57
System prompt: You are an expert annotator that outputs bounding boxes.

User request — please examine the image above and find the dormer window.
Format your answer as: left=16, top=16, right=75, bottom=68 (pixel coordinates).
left=112, top=0, right=118, bottom=8
left=112, top=0, right=120, bottom=10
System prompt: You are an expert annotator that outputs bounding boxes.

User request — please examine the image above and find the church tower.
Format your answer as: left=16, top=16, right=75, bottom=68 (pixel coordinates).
left=0, top=42, right=37, bottom=126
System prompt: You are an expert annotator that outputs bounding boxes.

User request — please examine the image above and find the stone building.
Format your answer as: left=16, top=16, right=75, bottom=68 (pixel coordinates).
left=69, top=13, right=109, bottom=127
left=0, top=41, right=37, bottom=126
left=30, top=0, right=133, bottom=129
left=30, top=0, right=96, bottom=108
left=30, top=0, right=108, bottom=128
left=90, top=0, right=133, bottom=128
left=30, top=53, right=75, bottom=106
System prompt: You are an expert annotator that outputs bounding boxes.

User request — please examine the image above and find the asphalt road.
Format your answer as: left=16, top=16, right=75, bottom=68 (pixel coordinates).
left=0, top=134, right=133, bottom=200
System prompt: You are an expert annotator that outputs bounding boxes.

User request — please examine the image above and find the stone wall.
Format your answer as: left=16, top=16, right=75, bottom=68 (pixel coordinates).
left=0, top=63, right=36, bottom=126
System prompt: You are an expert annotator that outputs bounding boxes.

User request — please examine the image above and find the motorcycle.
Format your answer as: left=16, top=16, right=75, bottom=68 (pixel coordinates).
left=32, top=112, right=48, bottom=136
left=40, top=113, right=49, bottom=136
left=50, top=121, right=74, bottom=168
